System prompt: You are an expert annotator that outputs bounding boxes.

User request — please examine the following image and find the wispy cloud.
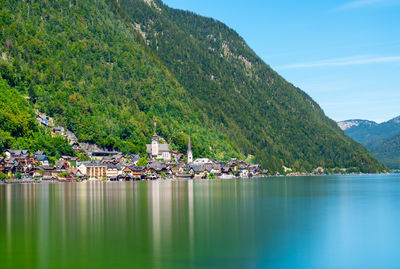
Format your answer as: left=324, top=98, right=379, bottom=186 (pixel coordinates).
left=277, top=55, right=400, bottom=70
left=336, top=0, right=400, bottom=10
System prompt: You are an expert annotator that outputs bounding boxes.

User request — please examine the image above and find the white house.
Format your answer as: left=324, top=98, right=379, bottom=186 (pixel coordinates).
left=193, top=158, right=213, bottom=165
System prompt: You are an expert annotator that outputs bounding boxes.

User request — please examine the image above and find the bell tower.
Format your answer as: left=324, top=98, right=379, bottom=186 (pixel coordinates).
left=187, top=136, right=193, bottom=163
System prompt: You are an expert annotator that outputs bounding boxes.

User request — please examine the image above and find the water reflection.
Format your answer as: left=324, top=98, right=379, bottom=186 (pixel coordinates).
left=1, top=175, right=400, bottom=268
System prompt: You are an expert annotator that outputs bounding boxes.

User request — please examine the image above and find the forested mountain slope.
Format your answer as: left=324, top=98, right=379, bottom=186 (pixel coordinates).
left=0, top=0, right=239, bottom=161
left=117, top=0, right=384, bottom=172
left=0, top=0, right=385, bottom=172
left=367, top=133, right=400, bottom=169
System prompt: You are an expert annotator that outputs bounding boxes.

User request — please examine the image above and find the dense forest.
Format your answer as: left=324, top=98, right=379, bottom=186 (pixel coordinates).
left=0, top=0, right=386, bottom=172
left=368, top=133, right=400, bottom=169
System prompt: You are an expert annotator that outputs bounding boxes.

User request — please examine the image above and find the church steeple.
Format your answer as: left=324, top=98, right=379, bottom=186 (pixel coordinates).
left=187, top=136, right=193, bottom=163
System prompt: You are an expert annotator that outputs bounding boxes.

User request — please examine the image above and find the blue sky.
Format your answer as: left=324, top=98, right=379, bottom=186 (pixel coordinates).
left=162, top=0, right=400, bottom=122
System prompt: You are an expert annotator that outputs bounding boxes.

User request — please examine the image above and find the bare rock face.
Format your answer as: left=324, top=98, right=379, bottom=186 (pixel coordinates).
left=337, top=120, right=377, bottom=131
left=142, top=0, right=161, bottom=11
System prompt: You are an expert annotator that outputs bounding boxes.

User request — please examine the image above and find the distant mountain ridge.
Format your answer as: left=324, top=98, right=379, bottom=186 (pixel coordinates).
left=338, top=116, right=400, bottom=169
left=338, top=119, right=378, bottom=131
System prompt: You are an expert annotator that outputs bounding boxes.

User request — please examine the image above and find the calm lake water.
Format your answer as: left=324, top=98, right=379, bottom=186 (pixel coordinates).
left=1, top=174, right=400, bottom=269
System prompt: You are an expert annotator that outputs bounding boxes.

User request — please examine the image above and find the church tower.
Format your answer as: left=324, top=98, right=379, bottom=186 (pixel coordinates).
left=152, top=133, right=159, bottom=158
left=187, top=136, right=193, bottom=163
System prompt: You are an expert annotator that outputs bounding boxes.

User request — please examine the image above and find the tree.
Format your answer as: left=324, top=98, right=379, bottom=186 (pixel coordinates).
left=0, top=172, right=7, bottom=181
left=137, top=157, right=148, bottom=167
left=207, top=172, right=215, bottom=179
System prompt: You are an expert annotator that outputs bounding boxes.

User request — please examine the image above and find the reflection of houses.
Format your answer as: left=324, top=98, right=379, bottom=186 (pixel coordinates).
left=146, top=133, right=172, bottom=161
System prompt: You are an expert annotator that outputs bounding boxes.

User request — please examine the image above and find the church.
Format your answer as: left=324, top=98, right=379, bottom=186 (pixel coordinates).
left=146, top=133, right=193, bottom=163
left=146, top=133, right=172, bottom=161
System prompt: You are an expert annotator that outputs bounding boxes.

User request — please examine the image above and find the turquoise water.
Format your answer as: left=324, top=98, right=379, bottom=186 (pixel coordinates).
left=1, top=174, right=400, bottom=268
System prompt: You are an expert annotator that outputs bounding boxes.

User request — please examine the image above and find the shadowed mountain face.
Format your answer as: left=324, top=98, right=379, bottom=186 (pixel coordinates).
left=0, top=0, right=385, bottom=172
left=338, top=117, right=400, bottom=169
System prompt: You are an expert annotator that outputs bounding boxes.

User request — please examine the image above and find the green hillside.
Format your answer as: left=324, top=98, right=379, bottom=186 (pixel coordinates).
left=0, top=0, right=386, bottom=172
left=0, top=77, right=73, bottom=160
left=0, top=0, right=239, bottom=161
left=367, top=133, right=400, bottom=169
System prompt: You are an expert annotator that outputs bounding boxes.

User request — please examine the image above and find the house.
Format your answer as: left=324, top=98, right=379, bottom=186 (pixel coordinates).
left=248, top=165, right=261, bottom=176
left=70, top=141, right=81, bottom=151
left=239, top=167, right=249, bottom=178
left=122, top=166, right=145, bottom=180
left=61, top=156, right=79, bottom=168
left=0, top=157, right=5, bottom=173
left=85, top=163, right=107, bottom=179
left=5, top=149, right=30, bottom=159
left=40, top=166, right=57, bottom=178
left=147, top=161, right=169, bottom=174
left=193, top=158, right=213, bottom=165
left=52, top=127, right=65, bottom=136
left=36, top=114, right=48, bottom=126
left=55, top=159, right=70, bottom=170
left=33, top=154, right=49, bottom=166
left=101, top=156, right=122, bottom=165
left=211, top=163, right=222, bottom=176
left=106, top=165, right=121, bottom=179
left=146, top=133, right=172, bottom=161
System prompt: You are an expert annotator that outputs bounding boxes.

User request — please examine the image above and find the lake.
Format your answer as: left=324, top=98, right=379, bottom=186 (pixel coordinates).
left=1, top=174, right=400, bottom=269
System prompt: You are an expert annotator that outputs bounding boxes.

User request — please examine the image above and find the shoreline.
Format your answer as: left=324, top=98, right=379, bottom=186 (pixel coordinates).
left=1, top=172, right=395, bottom=184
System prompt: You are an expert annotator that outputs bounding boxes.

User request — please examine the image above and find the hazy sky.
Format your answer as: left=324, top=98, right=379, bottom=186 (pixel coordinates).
left=162, top=0, right=400, bottom=122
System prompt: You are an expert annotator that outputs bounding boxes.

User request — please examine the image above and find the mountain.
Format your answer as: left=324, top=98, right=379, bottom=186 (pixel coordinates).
left=338, top=117, right=400, bottom=144
left=0, top=0, right=385, bottom=173
left=338, top=116, right=400, bottom=169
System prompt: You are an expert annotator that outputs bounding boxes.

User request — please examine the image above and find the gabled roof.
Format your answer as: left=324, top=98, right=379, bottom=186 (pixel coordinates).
left=34, top=155, right=48, bottom=162
left=6, top=149, right=30, bottom=157
left=146, top=143, right=171, bottom=154
left=147, top=161, right=167, bottom=171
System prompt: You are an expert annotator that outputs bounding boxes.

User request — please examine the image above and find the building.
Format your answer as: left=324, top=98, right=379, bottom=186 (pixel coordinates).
left=86, top=163, right=107, bottom=179
left=187, top=136, right=193, bottom=164
left=52, top=127, right=65, bottom=136
left=193, top=158, right=213, bottom=165
left=146, top=133, right=172, bottom=161
left=36, top=114, right=48, bottom=126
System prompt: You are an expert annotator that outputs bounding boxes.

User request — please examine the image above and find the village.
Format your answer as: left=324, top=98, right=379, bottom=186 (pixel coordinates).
left=0, top=115, right=263, bottom=182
